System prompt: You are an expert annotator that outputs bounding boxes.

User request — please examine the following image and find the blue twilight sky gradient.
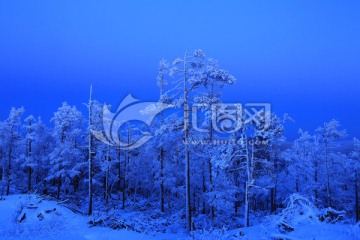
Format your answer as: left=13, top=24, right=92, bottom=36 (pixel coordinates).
left=0, top=0, right=359, bottom=140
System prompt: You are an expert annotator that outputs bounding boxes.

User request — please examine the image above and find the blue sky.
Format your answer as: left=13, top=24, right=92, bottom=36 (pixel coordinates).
left=0, top=0, right=359, bottom=139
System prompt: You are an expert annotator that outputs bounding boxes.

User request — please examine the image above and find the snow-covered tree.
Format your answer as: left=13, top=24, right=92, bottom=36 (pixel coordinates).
left=0, top=107, right=25, bottom=195
left=19, top=115, right=47, bottom=192
left=316, top=119, right=346, bottom=207
left=169, top=49, right=235, bottom=231
left=351, top=138, right=360, bottom=222
left=281, top=130, right=317, bottom=197
left=48, top=102, right=84, bottom=199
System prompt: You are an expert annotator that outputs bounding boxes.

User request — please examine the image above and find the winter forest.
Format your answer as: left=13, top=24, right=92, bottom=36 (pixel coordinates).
left=1, top=1, right=360, bottom=240
left=1, top=50, right=360, bottom=239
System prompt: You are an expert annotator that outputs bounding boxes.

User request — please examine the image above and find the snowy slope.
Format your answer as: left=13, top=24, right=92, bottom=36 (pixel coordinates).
left=236, top=222, right=360, bottom=240
left=0, top=194, right=359, bottom=240
left=0, top=194, right=180, bottom=240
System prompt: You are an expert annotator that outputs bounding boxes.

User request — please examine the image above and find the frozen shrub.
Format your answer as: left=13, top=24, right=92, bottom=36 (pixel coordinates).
left=269, top=193, right=319, bottom=229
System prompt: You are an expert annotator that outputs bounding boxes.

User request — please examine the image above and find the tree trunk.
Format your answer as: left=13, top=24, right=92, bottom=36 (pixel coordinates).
left=160, top=147, right=165, bottom=212
left=296, top=175, right=299, bottom=193
left=158, top=59, right=166, bottom=214
left=57, top=176, right=61, bottom=199
left=314, top=158, right=318, bottom=199
left=270, top=187, right=276, bottom=213
left=105, top=145, right=110, bottom=204
left=244, top=133, right=254, bottom=227
left=202, top=166, right=206, bottom=214
left=26, top=135, right=32, bottom=192
left=183, top=52, right=192, bottom=232
left=6, top=142, right=13, bottom=196
left=272, top=150, right=278, bottom=213
left=88, top=85, right=93, bottom=215
left=324, top=142, right=331, bottom=207
left=27, top=167, right=32, bottom=192
left=244, top=182, right=250, bottom=227
left=235, top=192, right=239, bottom=213
left=185, top=146, right=191, bottom=231
left=122, top=128, right=130, bottom=210
left=209, top=116, right=214, bottom=219
left=117, top=146, right=121, bottom=199
left=356, top=173, right=359, bottom=222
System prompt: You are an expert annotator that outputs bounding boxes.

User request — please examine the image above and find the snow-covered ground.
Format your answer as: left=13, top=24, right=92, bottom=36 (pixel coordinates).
left=0, top=194, right=359, bottom=240
left=0, top=194, right=182, bottom=240
left=238, top=222, right=360, bottom=240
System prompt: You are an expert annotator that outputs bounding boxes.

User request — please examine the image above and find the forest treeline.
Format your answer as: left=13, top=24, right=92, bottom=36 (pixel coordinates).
left=0, top=50, right=359, bottom=232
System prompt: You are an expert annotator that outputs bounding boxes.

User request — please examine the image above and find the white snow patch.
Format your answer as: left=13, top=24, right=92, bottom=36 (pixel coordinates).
left=0, top=194, right=359, bottom=240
